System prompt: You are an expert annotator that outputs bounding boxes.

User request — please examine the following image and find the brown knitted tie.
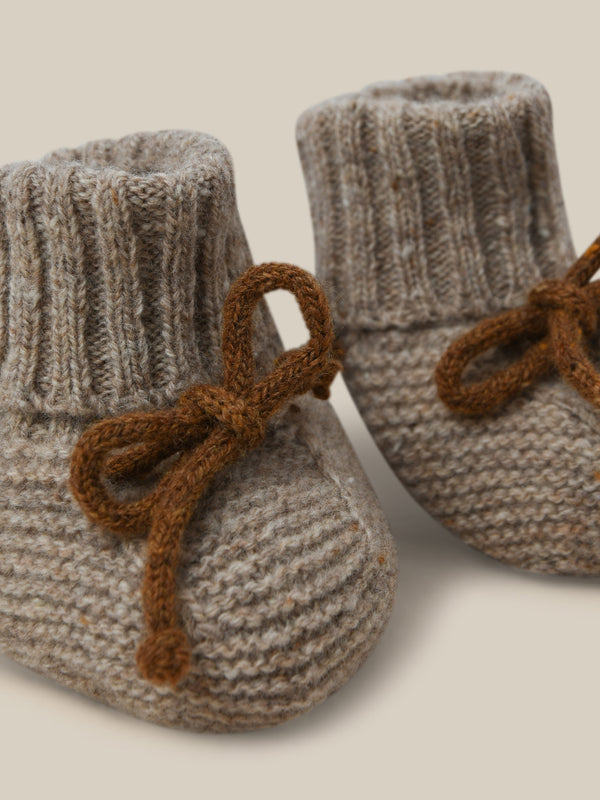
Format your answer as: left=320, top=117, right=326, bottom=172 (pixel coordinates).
left=435, top=235, right=600, bottom=416
left=70, top=263, right=343, bottom=688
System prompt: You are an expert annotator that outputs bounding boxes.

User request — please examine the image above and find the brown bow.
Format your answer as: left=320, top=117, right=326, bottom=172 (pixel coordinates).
left=69, top=263, right=343, bottom=688
left=435, top=235, right=600, bottom=416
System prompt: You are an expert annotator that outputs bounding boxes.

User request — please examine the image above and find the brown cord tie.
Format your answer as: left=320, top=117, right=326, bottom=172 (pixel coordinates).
left=435, top=235, right=600, bottom=416
left=69, top=263, right=343, bottom=688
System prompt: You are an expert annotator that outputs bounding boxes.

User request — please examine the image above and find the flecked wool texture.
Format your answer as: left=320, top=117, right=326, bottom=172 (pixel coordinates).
left=0, top=130, right=397, bottom=731
left=296, top=72, right=600, bottom=575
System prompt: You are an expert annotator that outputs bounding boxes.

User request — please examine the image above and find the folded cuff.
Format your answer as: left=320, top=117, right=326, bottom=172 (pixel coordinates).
left=0, top=131, right=256, bottom=416
left=297, top=72, right=575, bottom=331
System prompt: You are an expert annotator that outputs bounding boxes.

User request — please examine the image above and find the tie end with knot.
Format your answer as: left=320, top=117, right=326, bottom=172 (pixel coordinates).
left=312, top=365, right=340, bottom=400
left=312, top=342, right=344, bottom=400
left=136, top=627, right=191, bottom=688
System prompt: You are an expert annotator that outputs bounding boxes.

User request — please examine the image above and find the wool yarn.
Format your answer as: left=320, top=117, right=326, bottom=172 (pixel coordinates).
left=296, top=72, right=600, bottom=574
left=0, top=130, right=397, bottom=731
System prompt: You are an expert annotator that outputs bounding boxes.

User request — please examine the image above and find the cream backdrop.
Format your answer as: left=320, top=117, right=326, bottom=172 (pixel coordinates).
left=1, top=2, right=598, bottom=798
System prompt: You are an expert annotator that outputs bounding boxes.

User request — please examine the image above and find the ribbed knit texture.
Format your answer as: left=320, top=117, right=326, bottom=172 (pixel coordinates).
left=0, top=130, right=277, bottom=416
left=0, top=131, right=397, bottom=730
left=297, top=73, right=600, bottom=575
left=297, top=71, right=575, bottom=331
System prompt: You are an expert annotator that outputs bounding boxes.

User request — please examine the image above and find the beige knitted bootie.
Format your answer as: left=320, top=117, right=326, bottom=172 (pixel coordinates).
left=0, top=130, right=397, bottom=731
left=297, top=72, right=600, bottom=575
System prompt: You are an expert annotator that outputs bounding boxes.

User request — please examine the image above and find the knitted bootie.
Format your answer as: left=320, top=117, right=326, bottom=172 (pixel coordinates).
left=296, top=72, right=600, bottom=575
left=0, top=130, right=397, bottom=731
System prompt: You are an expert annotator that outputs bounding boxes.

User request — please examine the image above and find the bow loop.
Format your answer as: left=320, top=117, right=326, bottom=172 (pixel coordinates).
left=436, top=234, right=600, bottom=417
left=221, top=264, right=338, bottom=398
left=70, top=263, right=342, bottom=688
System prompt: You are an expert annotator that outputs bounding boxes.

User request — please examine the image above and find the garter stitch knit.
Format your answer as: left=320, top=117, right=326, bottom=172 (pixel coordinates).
left=297, top=72, right=600, bottom=574
left=0, top=130, right=397, bottom=730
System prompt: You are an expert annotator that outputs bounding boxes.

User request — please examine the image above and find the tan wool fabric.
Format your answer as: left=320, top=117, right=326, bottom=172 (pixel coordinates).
left=296, top=72, right=600, bottom=575
left=0, top=130, right=397, bottom=731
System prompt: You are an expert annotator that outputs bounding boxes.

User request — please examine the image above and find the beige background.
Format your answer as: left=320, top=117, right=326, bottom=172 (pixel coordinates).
left=1, top=1, right=599, bottom=798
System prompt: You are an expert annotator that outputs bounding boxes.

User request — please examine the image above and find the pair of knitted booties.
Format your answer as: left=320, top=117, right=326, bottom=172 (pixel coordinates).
left=0, top=71, right=591, bottom=733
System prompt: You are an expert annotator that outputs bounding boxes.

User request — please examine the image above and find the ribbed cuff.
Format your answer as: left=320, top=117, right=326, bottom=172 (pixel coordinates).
left=0, top=131, right=255, bottom=416
left=297, top=72, right=575, bottom=331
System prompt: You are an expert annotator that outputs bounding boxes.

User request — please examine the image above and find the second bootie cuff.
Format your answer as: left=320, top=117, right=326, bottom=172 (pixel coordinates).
left=297, top=71, right=575, bottom=331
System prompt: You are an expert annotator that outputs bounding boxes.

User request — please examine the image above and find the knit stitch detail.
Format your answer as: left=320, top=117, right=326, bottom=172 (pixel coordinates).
left=0, top=398, right=397, bottom=730
left=297, top=72, right=575, bottom=331
left=0, top=130, right=271, bottom=416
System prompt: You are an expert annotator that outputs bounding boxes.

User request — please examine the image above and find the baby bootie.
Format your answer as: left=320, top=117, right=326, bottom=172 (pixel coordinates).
left=0, top=130, right=397, bottom=731
left=296, top=72, right=600, bottom=575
